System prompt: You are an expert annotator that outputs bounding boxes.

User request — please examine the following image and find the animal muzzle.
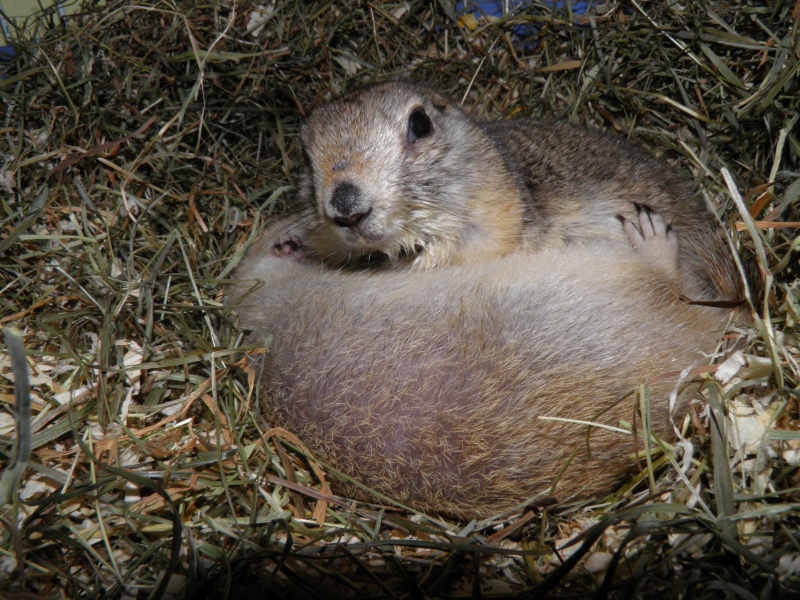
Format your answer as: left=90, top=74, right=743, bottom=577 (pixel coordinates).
left=327, top=182, right=372, bottom=229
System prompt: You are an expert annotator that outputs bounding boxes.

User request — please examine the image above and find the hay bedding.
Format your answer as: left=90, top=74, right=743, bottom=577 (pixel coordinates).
left=0, top=0, right=798, bottom=597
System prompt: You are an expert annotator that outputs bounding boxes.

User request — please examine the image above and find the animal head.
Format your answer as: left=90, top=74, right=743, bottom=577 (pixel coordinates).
left=300, top=82, right=491, bottom=265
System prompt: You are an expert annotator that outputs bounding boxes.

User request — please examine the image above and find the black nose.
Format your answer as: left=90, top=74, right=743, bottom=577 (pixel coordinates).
left=330, top=183, right=370, bottom=228
left=330, top=182, right=360, bottom=214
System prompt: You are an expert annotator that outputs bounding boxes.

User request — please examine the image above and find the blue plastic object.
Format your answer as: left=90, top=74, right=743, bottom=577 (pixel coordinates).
left=457, top=1, right=590, bottom=18
left=456, top=1, right=592, bottom=43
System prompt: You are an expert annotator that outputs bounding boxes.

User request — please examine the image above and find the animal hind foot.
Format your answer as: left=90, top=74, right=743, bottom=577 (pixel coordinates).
left=617, top=204, right=679, bottom=278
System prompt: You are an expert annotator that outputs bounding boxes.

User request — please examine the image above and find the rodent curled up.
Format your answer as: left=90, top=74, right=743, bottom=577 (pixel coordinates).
left=231, top=82, right=745, bottom=518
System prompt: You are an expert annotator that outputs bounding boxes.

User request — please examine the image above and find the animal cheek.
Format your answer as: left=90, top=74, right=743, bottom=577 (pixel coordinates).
left=311, top=174, right=329, bottom=208
left=403, top=138, right=430, bottom=159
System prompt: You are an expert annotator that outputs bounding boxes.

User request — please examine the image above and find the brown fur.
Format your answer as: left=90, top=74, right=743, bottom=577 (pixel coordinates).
left=292, top=81, right=740, bottom=302
left=231, top=217, right=732, bottom=519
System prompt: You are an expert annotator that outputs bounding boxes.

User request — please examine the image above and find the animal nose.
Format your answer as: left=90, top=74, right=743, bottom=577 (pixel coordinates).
left=329, top=183, right=370, bottom=228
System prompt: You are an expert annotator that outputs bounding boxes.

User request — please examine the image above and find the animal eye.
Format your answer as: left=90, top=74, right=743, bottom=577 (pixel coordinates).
left=407, top=108, right=433, bottom=142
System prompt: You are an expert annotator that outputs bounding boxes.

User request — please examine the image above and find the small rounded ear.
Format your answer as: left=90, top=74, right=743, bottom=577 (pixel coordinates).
left=427, top=91, right=449, bottom=112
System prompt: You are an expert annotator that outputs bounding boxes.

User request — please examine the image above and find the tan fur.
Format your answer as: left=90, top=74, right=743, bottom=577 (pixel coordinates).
left=230, top=82, right=744, bottom=518
left=293, top=81, right=740, bottom=302
left=231, top=218, right=732, bottom=519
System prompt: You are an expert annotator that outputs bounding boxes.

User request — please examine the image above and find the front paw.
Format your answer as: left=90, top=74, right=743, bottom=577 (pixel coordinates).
left=617, top=203, right=679, bottom=277
left=271, top=235, right=308, bottom=260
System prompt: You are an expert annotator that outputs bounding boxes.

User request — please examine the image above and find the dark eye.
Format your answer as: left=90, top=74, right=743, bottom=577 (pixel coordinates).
left=407, top=108, right=433, bottom=142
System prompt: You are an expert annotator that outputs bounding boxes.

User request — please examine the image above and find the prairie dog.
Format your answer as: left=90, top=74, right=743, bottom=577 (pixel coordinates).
left=291, top=81, right=738, bottom=302
left=231, top=212, right=730, bottom=519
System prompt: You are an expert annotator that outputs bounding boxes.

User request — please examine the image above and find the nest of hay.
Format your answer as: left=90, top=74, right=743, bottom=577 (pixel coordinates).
left=0, top=0, right=798, bottom=598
